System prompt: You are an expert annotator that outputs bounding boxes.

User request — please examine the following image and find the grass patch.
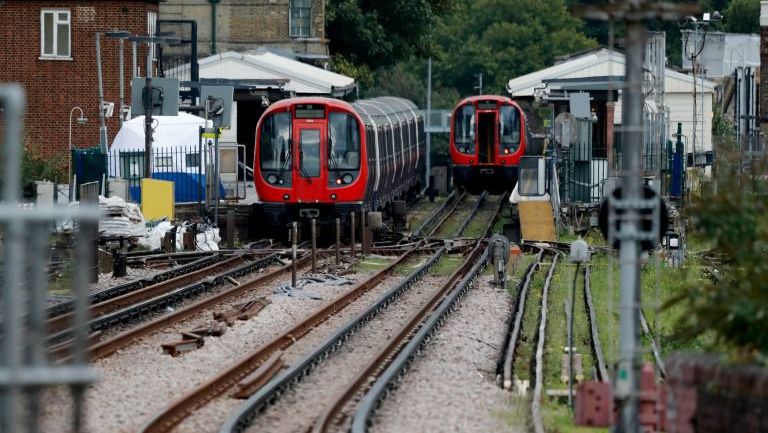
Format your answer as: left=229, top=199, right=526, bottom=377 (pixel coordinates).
left=407, top=196, right=445, bottom=231
left=495, top=395, right=532, bottom=431
left=430, top=255, right=463, bottom=276
left=350, top=256, right=394, bottom=273
left=542, top=400, right=608, bottom=433
left=513, top=261, right=549, bottom=382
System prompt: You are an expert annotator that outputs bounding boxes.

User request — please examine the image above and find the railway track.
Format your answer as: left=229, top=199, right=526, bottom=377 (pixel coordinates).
left=48, top=253, right=281, bottom=353
left=139, top=248, right=431, bottom=433
left=217, top=191, right=502, bottom=433
left=55, top=251, right=312, bottom=362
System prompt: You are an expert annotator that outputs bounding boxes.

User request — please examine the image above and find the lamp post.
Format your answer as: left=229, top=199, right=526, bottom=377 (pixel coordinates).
left=69, top=106, right=88, bottom=199
left=128, top=34, right=181, bottom=178
left=105, top=31, right=131, bottom=125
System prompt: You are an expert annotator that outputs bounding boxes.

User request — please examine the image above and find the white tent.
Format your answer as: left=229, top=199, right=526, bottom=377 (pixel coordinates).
left=109, top=112, right=206, bottom=178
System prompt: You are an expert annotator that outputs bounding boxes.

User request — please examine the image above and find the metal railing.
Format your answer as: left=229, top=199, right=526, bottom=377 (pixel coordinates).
left=1, top=86, right=99, bottom=433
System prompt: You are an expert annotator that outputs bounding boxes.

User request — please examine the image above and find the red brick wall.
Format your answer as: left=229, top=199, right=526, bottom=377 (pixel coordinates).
left=0, top=0, right=159, bottom=164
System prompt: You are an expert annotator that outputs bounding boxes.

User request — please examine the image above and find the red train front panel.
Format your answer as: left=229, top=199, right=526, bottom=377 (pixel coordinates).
left=254, top=98, right=368, bottom=227
left=450, top=96, right=527, bottom=194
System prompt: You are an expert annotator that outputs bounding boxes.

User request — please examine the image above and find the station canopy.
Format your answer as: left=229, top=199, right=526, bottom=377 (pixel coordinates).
left=191, top=49, right=356, bottom=97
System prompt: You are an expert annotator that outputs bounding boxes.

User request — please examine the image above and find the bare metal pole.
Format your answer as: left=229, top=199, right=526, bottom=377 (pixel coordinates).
left=615, top=18, right=647, bottom=433
left=291, top=222, right=298, bottom=288
left=350, top=212, right=356, bottom=257
left=118, top=37, right=125, bottom=125
left=132, top=41, right=138, bottom=78
left=336, top=217, right=341, bottom=264
left=425, top=57, right=432, bottom=190
left=96, top=33, right=108, bottom=153
left=145, top=45, right=153, bottom=178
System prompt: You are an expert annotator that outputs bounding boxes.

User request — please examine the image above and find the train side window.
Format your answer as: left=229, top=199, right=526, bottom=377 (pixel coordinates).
left=500, top=105, right=521, bottom=152
left=454, top=104, right=475, bottom=153
left=328, top=112, right=361, bottom=170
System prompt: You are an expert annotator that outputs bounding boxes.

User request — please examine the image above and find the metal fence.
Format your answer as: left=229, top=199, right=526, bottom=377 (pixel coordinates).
left=73, top=145, right=247, bottom=205
left=2, top=86, right=98, bottom=433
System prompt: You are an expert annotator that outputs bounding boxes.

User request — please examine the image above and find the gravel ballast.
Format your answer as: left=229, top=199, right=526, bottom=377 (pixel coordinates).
left=370, top=273, right=524, bottom=433
left=239, top=273, right=452, bottom=433
left=39, top=256, right=378, bottom=433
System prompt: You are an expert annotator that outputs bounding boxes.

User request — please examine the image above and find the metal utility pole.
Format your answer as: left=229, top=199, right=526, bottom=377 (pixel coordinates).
left=105, top=31, right=131, bottom=125
left=579, top=3, right=697, bottom=433
left=616, top=19, right=646, bottom=433
left=129, top=34, right=181, bottom=179
left=145, top=44, right=154, bottom=178
left=95, top=32, right=108, bottom=153
left=426, top=57, right=432, bottom=190
left=475, top=73, right=483, bottom=95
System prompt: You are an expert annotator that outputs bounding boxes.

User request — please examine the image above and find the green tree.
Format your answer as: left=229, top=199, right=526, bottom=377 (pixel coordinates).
left=432, top=0, right=597, bottom=95
left=725, top=0, right=760, bottom=34
left=326, top=0, right=456, bottom=68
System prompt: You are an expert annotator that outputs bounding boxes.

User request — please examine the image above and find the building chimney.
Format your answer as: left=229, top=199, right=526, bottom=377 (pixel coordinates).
left=760, top=1, right=768, bottom=138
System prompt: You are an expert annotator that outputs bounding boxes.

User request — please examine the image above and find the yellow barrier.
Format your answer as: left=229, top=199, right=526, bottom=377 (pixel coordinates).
left=141, top=179, right=175, bottom=220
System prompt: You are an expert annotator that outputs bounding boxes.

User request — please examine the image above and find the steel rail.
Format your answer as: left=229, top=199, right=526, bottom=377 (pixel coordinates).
left=639, top=309, right=666, bottom=379
left=412, top=190, right=457, bottom=237
left=46, top=254, right=253, bottom=334
left=47, top=253, right=279, bottom=346
left=454, top=191, right=488, bottom=237
left=340, top=245, right=488, bottom=433
left=424, top=191, right=467, bottom=238
left=499, top=247, right=544, bottom=389
left=583, top=265, right=610, bottom=382
left=531, top=252, right=560, bottom=433
left=44, top=253, right=224, bottom=319
left=74, top=252, right=309, bottom=362
left=140, top=248, right=424, bottom=433
left=217, top=246, right=449, bottom=433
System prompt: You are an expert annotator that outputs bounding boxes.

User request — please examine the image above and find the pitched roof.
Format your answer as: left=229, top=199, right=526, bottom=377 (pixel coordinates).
left=194, top=49, right=355, bottom=96
left=507, top=48, right=715, bottom=97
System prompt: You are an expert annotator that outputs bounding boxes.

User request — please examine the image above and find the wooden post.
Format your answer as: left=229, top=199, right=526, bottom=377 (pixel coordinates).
left=311, top=218, right=317, bottom=273
left=335, top=218, right=341, bottom=264
left=291, top=221, right=297, bottom=288
left=226, top=210, right=235, bottom=249
left=350, top=212, right=356, bottom=257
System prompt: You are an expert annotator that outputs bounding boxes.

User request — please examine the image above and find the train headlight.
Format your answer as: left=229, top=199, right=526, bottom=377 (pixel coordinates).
left=460, top=146, right=467, bottom=153
left=503, top=147, right=510, bottom=154
left=267, top=174, right=278, bottom=184
left=336, top=177, right=343, bottom=185
left=278, top=177, right=284, bottom=185
left=342, top=174, right=353, bottom=184
left=330, top=193, right=337, bottom=200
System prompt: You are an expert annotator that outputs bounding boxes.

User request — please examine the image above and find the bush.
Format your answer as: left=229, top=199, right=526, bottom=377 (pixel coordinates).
left=673, top=139, right=768, bottom=360
left=0, top=146, right=67, bottom=199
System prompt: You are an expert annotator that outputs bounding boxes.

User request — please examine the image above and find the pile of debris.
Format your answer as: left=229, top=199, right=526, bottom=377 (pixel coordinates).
left=98, top=195, right=147, bottom=240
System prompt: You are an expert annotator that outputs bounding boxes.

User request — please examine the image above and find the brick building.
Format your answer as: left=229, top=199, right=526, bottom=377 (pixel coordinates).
left=0, top=0, right=160, bottom=163
left=160, top=0, right=328, bottom=64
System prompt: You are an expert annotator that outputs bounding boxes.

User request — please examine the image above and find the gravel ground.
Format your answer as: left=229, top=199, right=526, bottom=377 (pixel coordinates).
left=370, top=273, right=524, bottom=433
left=239, top=273, right=451, bottom=433
left=172, top=254, right=432, bottom=433
left=38, top=256, right=376, bottom=433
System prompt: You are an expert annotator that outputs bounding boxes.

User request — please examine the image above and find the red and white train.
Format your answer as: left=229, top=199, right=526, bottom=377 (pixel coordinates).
left=254, top=96, right=424, bottom=234
left=450, top=95, right=529, bottom=194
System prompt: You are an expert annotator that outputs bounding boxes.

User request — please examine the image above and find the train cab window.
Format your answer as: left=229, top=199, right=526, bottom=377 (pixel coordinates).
left=300, top=129, right=321, bottom=178
left=328, top=113, right=360, bottom=170
left=454, top=104, right=475, bottom=154
left=500, top=105, right=521, bottom=154
left=260, top=112, right=292, bottom=186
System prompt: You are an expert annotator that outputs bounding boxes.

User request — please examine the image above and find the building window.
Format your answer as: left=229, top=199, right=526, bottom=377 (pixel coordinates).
left=290, top=0, right=311, bottom=38
left=40, top=9, right=71, bottom=59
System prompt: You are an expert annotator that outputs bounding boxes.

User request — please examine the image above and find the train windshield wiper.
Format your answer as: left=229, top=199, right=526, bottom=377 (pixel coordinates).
left=298, top=150, right=312, bottom=184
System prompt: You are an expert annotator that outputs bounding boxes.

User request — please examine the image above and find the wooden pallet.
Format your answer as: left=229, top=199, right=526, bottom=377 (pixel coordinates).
left=519, top=201, right=556, bottom=241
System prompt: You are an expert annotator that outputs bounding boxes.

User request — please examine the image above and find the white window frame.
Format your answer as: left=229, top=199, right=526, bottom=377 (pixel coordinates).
left=40, top=9, right=72, bottom=60
left=289, top=0, right=311, bottom=38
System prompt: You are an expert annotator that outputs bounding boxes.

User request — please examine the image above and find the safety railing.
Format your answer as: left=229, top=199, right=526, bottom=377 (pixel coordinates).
left=1, top=86, right=99, bottom=433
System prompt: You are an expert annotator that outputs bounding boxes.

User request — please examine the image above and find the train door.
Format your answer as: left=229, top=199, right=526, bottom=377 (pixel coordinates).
left=477, top=111, right=497, bottom=164
left=293, top=121, right=327, bottom=202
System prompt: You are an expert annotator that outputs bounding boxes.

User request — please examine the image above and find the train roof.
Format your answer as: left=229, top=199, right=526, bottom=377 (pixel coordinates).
left=262, top=96, right=422, bottom=129
left=453, top=95, right=521, bottom=109
left=352, top=97, right=421, bottom=128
